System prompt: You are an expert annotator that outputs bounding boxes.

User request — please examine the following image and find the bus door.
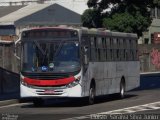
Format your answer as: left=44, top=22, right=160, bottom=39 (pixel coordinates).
left=81, top=36, right=90, bottom=96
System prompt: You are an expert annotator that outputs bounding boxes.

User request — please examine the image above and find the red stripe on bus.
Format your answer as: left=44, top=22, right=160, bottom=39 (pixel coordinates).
left=23, top=76, right=75, bottom=86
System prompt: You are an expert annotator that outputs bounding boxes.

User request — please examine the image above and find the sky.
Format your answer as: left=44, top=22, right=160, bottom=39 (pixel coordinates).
left=0, top=0, right=87, bottom=2
left=0, top=0, right=36, bottom=2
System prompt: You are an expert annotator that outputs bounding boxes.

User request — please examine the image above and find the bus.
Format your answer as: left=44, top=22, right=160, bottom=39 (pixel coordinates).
left=15, top=26, right=140, bottom=106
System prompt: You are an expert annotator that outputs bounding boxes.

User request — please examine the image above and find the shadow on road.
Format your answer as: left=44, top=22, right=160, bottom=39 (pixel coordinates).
left=21, top=94, right=137, bottom=108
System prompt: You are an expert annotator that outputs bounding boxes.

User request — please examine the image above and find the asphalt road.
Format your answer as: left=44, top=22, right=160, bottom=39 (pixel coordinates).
left=0, top=73, right=160, bottom=120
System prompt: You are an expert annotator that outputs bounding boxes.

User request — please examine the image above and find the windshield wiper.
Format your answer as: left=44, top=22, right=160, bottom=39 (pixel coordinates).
left=53, top=40, right=64, bottom=58
left=34, top=40, right=46, bottom=56
left=34, top=40, right=48, bottom=65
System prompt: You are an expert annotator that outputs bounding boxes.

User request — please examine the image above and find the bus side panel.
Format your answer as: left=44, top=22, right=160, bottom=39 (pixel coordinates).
left=87, top=62, right=105, bottom=96
left=81, top=67, right=90, bottom=97
left=86, top=61, right=140, bottom=97
left=107, top=61, right=140, bottom=94
left=115, top=62, right=125, bottom=93
left=88, top=62, right=119, bottom=96
left=125, top=61, right=140, bottom=91
left=104, top=62, right=116, bottom=94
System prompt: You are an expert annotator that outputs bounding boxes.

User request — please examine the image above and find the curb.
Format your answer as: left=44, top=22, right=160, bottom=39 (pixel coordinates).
left=0, top=99, right=19, bottom=107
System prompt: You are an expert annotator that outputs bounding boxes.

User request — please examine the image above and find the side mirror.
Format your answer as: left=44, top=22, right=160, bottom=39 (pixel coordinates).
left=83, top=46, right=88, bottom=52
left=14, top=39, right=21, bottom=60
left=84, top=54, right=88, bottom=65
left=83, top=46, right=89, bottom=65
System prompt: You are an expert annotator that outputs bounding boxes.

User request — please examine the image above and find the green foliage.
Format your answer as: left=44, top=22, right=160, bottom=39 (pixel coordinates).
left=153, top=0, right=160, bottom=6
left=103, top=13, right=135, bottom=33
left=82, top=0, right=160, bottom=37
left=103, top=9, right=151, bottom=36
left=81, top=9, right=102, bottom=28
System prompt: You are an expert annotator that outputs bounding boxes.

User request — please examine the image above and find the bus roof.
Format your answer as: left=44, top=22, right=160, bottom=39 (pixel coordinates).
left=80, top=27, right=137, bottom=38
left=22, top=26, right=77, bottom=32
left=21, top=26, right=137, bottom=38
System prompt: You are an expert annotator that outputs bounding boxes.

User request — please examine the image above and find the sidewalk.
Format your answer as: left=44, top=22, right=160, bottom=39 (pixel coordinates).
left=0, top=93, right=20, bottom=107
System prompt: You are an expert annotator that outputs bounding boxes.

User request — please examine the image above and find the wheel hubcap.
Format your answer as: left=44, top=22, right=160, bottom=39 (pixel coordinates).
left=89, top=87, right=94, bottom=104
left=120, top=84, right=124, bottom=97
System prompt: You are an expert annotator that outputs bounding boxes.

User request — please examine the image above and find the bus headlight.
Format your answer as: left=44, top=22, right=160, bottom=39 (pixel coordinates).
left=67, top=76, right=81, bottom=88
left=21, top=80, right=28, bottom=86
left=20, top=74, right=28, bottom=86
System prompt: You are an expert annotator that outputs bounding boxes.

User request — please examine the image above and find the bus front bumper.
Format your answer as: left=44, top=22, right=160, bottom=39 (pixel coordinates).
left=20, top=84, right=82, bottom=98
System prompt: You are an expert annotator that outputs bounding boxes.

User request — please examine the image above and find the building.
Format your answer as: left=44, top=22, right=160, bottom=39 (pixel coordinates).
left=0, top=0, right=88, bottom=8
left=139, top=7, right=160, bottom=72
left=0, top=5, right=25, bottom=38
left=0, top=5, right=25, bottom=18
left=0, top=3, right=82, bottom=41
left=141, top=7, right=160, bottom=44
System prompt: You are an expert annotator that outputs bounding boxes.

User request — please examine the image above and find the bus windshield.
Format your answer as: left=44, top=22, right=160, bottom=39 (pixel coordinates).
left=21, top=40, right=80, bottom=73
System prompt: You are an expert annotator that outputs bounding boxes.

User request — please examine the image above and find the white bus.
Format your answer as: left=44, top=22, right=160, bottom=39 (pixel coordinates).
left=16, top=27, right=140, bottom=106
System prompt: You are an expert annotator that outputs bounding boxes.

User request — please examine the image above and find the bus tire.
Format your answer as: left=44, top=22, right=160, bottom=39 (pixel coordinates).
left=88, top=83, right=95, bottom=105
left=119, top=79, right=125, bottom=99
left=33, top=98, right=44, bottom=107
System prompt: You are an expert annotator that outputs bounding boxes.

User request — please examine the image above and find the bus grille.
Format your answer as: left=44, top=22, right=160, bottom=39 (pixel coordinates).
left=36, top=89, right=64, bottom=95
left=21, top=72, right=70, bottom=80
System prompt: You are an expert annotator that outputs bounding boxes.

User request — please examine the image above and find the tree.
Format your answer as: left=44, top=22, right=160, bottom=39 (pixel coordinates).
left=81, top=9, right=102, bottom=28
left=81, top=0, right=160, bottom=37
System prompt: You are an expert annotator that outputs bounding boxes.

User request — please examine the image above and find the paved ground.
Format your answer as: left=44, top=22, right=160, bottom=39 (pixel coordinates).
left=0, top=88, right=159, bottom=120
left=0, top=73, right=159, bottom=120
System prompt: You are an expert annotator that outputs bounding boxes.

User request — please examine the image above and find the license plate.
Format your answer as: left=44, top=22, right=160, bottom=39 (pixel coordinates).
left=44, top=90, right=55, bottom=94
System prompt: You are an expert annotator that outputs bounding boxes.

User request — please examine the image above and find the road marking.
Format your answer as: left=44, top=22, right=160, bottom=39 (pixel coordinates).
left=61, top=115, right=91, bottom=120
left=0, top=103, right=31, bottom=109
left=101, top=101, right=160, bottom=114
left=61, top=101, right=160, bottom=120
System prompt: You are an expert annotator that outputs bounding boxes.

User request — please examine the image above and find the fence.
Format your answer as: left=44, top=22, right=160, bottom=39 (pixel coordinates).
left=139, top=44, right=160, bottom=72
left=0, top=41, right=19, bottom=73
left=0, top=67, right=19, bottom=95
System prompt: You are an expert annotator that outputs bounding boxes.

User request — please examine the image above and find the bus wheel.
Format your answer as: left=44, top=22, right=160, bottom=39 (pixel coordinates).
left=89, top=84, right=95, bottom=105
left=33, top=98, right=44, bottom=107
left=119, top=80, right=125, bottom=99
